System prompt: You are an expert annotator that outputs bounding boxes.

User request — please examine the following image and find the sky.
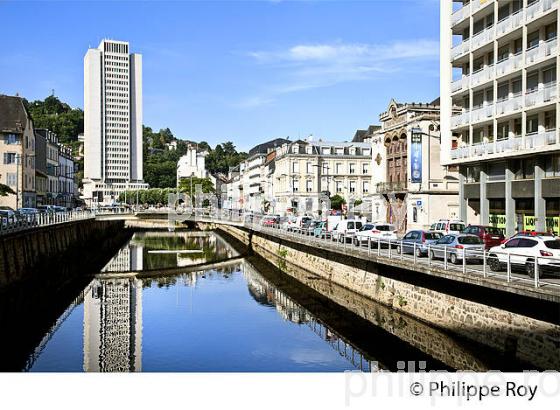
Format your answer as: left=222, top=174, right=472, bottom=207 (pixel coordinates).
left=0, top=0, right=441, bottom=151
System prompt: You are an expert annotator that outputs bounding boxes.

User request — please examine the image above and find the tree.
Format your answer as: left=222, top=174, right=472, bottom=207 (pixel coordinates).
left=330, top=194, right=346, bottom=210
left=0, top=184, right=16, bottom=197
left=178, top=177, right=215, bottom=197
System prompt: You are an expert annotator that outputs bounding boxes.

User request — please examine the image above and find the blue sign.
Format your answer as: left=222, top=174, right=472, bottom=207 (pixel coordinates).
left=416, top=200, right=422, bottom=207
left=411, top=132, right=422, bottom=183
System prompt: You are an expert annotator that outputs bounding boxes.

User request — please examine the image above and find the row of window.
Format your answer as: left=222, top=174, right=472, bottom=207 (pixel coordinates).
left=290, top=144, right=371, bottom=156
left=290, top=180, right=370, bottom=193
left=291, top=161, right=370, bottom=174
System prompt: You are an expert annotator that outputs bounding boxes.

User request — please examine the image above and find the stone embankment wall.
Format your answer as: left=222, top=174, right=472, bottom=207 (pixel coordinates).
left=218, top=225, right=560, bottom=370
left=0, top=220, right=128, bottom=289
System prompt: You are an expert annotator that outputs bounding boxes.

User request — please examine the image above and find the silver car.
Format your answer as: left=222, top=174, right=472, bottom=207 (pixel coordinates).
left=429, top=234, right=485, bottom=264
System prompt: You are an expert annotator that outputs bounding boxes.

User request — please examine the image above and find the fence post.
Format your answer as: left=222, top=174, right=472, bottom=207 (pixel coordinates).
left=482, top=249, right=487, bottom=278
left=368, top=237, right=371, bottom=256
left=428, top=244, right=432, bottom=266
left=462, top=248, right=467, bottom=274
left=444, top=246, right=448, bottom=270
left=507, top=254, right=511, bottom=282
left=534, top=257, right=539, bottom=288
left=413, top=243, right=416, bottom=266
left=400, top=240, right=404, bottom=260
left=388, top=240, right=392, bottom=258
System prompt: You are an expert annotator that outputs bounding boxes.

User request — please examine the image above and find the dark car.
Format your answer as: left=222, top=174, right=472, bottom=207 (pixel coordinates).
left=462, top=225, right=505, bottom=249
left=396, top=230, right=443, bottom=257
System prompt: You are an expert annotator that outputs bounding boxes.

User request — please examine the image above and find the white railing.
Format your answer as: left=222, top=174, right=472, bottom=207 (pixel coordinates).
left=496, top=9, right=524, bottom=36
left=451, top=111, right=470, bottom=128
left=471, top=65, right=493, bottom=87
left=525, top=130, right=559, bottom=149
left=496, top=93, right=523, bottom=115
left=495, top=52, right=523, bottom=76
left=451, top=39, right=470, bottom=60
left=451, top=75, right=469, bottom=93
left=452, top=5, right=469, bottom=26
left=470, top=103, right=494, bottom=123
left=526, top=38, right=558, bottom=65
left=472, top=0, right=493, bottom=13
left=526, top=0, right=557, bottom=22
left=471, top=26, right=494, bottom=51
left=525, top=83, right=557, bottom=108
left=0, top=210, right=96, bottom=236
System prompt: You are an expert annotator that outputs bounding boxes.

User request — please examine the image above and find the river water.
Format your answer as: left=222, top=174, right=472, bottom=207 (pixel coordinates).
left=20, top=231, right=535, bottom=372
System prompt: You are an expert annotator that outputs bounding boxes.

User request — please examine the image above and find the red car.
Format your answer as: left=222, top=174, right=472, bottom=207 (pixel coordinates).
left=462, top=225, right=505, bottom=249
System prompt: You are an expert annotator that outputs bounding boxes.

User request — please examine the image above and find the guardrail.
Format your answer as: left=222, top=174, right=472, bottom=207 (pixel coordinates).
left=246, top=221, right=560, bottom=291
left=0, top=210, right=96, bottom=236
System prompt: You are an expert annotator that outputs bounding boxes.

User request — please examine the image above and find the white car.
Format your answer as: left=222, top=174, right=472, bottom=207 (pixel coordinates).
left=331, top=219, right=363, bottom=243
left=353, top=223, right=397, bottom=246
left=488, top=236, right=560, bottom=277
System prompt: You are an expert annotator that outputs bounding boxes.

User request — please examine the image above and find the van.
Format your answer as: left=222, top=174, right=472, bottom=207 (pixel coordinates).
left=431, top=219, right=465, bottom=235
left=331, top=219, right=363, bottom=243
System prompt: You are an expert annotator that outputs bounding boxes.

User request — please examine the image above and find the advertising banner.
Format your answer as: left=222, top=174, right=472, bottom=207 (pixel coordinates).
left=410, top=131, right=422, bottom=183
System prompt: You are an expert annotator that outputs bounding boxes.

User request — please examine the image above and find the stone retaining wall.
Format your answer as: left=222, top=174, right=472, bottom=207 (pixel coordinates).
left=0, top=220, right=128, bottom=289
left=218, top=224, right=560, bottom=370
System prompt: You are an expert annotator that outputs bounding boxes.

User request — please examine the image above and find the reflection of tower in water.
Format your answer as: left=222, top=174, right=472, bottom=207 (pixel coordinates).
left=101, top=243, right=144, bottom=273
left=83, top=278, right=143, bottom=372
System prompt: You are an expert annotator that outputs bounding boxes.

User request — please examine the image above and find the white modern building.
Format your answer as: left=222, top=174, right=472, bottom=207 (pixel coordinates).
left=83, top=39, right=148, bottom=206
left=440, top=0, right=559, bottom=236
left=176, top=144, right=213, bottom=186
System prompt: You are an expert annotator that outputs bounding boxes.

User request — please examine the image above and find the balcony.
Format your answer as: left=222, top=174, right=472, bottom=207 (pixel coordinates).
left=525, top=130, right=558, bottom=149
left=496, top=93, right=523, bottom=115
left=496, top=9, right=524, bottom=37
left=376, top=182, right=408, bottom=194
left=495, top=52, right=523, bottom=76
left=471, top=26, right=494, bottom=51
left=470, top=103, right=494, bottom=123
left=452, top=5, right=469, bottom=26
left=525, top=83, right=557, bottom=108
left=451, top=39, right=470, bottom=60
left=472, top=0, right=493, bottom=13
left=526, top=38, right=558, bottom=65
left=451, top=75, right=469, bottom=93
left=451, top=111, right=470, bottom=128
left=470, top=65, right=493, bottom=87
left=526, top=0, right=558, bottom=22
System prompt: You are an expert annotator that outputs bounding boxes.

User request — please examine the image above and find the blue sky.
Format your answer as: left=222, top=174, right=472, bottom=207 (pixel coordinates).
left=0, top=0, right=440, bottom=151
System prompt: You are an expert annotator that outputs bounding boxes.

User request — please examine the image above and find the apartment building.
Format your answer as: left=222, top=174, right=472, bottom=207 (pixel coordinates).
left=0, top=95, right=36, bottom=209
left=441, top=0, right=559, bottom=236
left=370, top=99, right=461, bottom=231
left=34, top=129, right=48, bottom=206
left=83, top=39, right=148, bottom=206
left=273, top=139, right=372, bottom=216
left=176, top=144, right=213, bottom=187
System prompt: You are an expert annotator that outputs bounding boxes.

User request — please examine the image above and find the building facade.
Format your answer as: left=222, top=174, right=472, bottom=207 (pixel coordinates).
left=273, top=139, right=372, bottom=216
left=0, top=95, right=35, bottom=209
left=83, top=39, right=148, bottom=206
left=440, top=0, right=559, bottom=236
left=370, top=99, right=461, bottom=231
left=176, top=144, right=212, bottom=186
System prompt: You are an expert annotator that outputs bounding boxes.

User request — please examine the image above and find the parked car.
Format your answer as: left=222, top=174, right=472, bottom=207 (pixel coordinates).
left=289, top=216, right=313, bottom=233
left=509, top=230, right=555, bottom=239
left=313, top=221, right=329, bottom=238
left=332, top=219, right=363, bottom=243
left=302, top=220, right=321, bottom=236
left=488, top=236, right=560, bottom=277
left=17, top=207, right=39, bottom=215
left=462, top=225, right=505, bottom=249
left=430, top=219, right=466, bottom=235
left=429, top=234, right=485, bottom=264
left=0, top=209, right=23, bottom=227
left=396, top=230, right=443, bottom=257
left=353, top=223, right=397, bottom=246
left=261, top=215, right=279, bottom=227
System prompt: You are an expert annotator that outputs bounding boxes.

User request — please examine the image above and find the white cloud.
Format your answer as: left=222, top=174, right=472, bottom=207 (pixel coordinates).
left=237, top=39, right=439, bottom=108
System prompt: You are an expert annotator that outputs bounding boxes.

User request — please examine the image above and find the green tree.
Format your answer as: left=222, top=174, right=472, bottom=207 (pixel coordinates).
left=330, top=194, right=346, bottom=210
left=0, top=184, right=16, bottom=197
left=178, top=176, right=215, bottom=197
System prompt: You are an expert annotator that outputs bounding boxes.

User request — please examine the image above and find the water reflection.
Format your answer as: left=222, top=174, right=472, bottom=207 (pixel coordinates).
left=102, top=231, right=237, bottom=272
left=83, top=279, right=142, bottom=372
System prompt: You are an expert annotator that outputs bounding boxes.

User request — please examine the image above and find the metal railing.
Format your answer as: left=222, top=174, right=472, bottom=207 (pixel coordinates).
left=252, top=222, right=560, bottom=290
left=0, top=210, right=96, bottom=235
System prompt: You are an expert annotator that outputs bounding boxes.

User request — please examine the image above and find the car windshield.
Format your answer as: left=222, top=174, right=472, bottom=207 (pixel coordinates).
left=355, top=222, right=363, bottom=229
left=376, top=225, right=394, bottom=231
left=458, top=236, right=483, bottom=245
left=544, top=240, right=560, bottom=249
left=425, top=232, right=442, bottom=240
left=449, top=223, right=464, bottom=231
left=485, top=227, right=503, bottom=235
left=362, top=224, right=374, bottom=231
